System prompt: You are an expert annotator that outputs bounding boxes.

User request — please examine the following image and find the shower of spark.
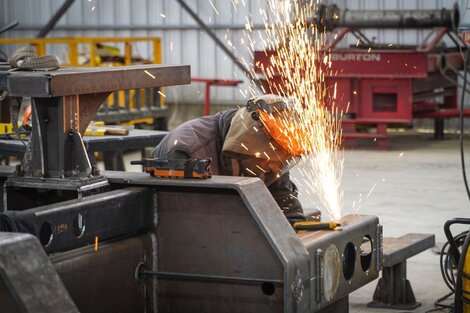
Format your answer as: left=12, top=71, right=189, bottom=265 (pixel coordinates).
left=237, top=0, right=344, bottom=219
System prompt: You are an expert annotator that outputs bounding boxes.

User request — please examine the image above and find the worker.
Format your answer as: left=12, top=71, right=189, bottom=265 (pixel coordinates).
left=152, top=94, right=320, bottom=224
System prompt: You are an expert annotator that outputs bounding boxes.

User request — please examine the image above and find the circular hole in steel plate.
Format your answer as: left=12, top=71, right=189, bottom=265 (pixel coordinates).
left=72, top=213, right=86, bottom=238
left=360, top=235, right=373, bottom=272
left=39, top=222, right=53, bottom=247
left=342, top=242, right=356, bottom=281
left=261, top=282, right=275, bottom=296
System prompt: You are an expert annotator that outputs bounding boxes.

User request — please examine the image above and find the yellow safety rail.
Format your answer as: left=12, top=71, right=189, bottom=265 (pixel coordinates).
left=0, top=37, right=161, bottom=66
left=0, top=37, right=163, bottom=126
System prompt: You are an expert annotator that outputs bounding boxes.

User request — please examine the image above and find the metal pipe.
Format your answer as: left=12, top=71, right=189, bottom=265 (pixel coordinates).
left=315, top=3, right=460, bottom=31
left=141, top=270, right=284, bottom=286
left=0, top=21, right=18, bottom=36
left=37, top=0, right=76, bottom=38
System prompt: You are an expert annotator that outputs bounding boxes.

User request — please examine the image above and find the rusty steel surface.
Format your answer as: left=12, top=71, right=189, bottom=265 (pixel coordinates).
left=51, top=234, right=155, bottom=313
left=0, top=63, right=189, bottom=184
left=0, top=232, right=79, bottom=313
left=106, top=171, right=381, bottom=313
left=0, top=164, right=382, bottom=312
left=3, top=64, right=191, bottom=97
left=381, top=233, right=435, bottom=267
left=5, top=187, right=154, bottom=253
left=298, top=214, right=382, bottom=311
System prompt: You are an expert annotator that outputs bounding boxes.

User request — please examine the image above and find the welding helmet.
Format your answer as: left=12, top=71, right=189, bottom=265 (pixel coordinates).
left=222, top=94, right=305, bottom=186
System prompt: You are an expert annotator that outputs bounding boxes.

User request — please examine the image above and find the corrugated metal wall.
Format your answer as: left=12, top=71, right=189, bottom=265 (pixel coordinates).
left=1, top=0, right=273, bottom=105
left=0, top=0, right=467, bottom=107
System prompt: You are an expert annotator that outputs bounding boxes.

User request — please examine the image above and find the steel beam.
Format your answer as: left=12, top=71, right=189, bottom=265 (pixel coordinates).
left=37, top=0, right=76, bottom=38
left=0, top=64, right=189, bottom=184
left=4, top=64, right=190, bottom=97
left=4, top=187, right=154, bottom=253
left=314, top=4, right=459, bottom=31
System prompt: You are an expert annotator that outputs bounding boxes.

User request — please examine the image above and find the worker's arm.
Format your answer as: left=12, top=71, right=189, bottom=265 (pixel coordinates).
left=268, top=172, right=307, bottom=225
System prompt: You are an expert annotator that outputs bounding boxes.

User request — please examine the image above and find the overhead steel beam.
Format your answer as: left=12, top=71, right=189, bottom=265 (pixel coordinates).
left=37, top=0, right=76, bottom=38
left=175, top=0, right=263, bottom=90
left=0, top=20, right=18, bottom=36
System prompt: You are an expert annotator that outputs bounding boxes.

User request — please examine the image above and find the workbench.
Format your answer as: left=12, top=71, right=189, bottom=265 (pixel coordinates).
left=0, top=129, right=168, bottom=171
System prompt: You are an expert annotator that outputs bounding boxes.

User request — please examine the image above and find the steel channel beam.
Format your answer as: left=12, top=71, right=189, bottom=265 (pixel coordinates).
left=5, top=64, right=190, bottom=97
left=5, top=187, right=154, bottom=254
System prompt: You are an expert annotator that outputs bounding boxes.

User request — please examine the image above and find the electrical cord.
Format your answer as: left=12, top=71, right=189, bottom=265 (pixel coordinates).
left=440, top=232, right=468, bottom=292
left=426, top=231, right=467, bottom=312
left=425, top=291, right=454, bottom=312
left=427, top=218, right=470, bottom=313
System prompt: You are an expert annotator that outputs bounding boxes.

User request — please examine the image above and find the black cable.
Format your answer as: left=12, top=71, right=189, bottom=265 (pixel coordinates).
left=444, top=219, right=470, bottom=265
left=425, top=291, right=454, bottom=312
left=440, top=232, right=468, bottom=292
left=430, top=221, right=470, bottom=313
left=459, top=48, right=470, bottom=203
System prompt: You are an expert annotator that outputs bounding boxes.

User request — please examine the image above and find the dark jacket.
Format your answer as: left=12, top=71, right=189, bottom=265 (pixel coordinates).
left=151, top=109, right=307, bottom=224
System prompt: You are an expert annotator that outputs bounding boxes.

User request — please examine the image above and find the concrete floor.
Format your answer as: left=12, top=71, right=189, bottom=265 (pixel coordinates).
left=300, top=131, right=469, bottom=313
left=123, top=130, right=469, bottom=312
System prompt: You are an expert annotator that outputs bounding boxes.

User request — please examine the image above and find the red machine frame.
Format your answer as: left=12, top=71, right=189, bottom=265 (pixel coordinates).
left=254, top=27, right=468, bottom=148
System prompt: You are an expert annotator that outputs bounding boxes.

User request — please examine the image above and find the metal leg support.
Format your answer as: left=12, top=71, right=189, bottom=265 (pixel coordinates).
left=368, top=261, right=420, bottom=310
left=103, top=150, right=125, bottom=171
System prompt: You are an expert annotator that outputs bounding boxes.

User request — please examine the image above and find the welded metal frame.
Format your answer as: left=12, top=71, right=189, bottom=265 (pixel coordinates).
left=104, top=170, right=381, bottom=313
left=0, top=64, right=189, bottom=191
left=0, top=164, right=382, bottom=313
left=5, top=187, right=154, bottom=253
left=0, top=60, right=381, bottom=313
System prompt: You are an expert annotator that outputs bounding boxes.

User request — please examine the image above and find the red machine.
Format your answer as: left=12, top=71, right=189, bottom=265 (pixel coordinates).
left=254, top=4, right=467, bottom=148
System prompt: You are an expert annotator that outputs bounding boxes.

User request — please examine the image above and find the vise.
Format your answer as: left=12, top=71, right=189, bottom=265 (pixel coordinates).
left=0, top=63, right=381, bottom=313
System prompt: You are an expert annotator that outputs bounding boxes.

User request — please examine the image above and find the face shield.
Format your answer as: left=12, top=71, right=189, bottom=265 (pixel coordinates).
left=237, top=144, right=300, bottom=186
left=223, top=95, right=302, bottom=186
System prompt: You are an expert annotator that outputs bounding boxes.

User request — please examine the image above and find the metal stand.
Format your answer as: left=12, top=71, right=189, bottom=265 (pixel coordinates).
left=368, top=262, right=419, bottom=310
left=367, top=233, right=435, bottom=310
left=0, top=64, right=190, bottom=208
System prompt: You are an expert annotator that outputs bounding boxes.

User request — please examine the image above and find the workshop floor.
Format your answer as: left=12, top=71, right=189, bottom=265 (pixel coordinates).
left=123, top=130, right=470, bottom=312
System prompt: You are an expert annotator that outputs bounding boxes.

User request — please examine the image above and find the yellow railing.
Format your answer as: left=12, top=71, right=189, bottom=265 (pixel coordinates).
left=0, top=36, right=161, bottom=66
left=0, top=37, right=163, bottom=125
